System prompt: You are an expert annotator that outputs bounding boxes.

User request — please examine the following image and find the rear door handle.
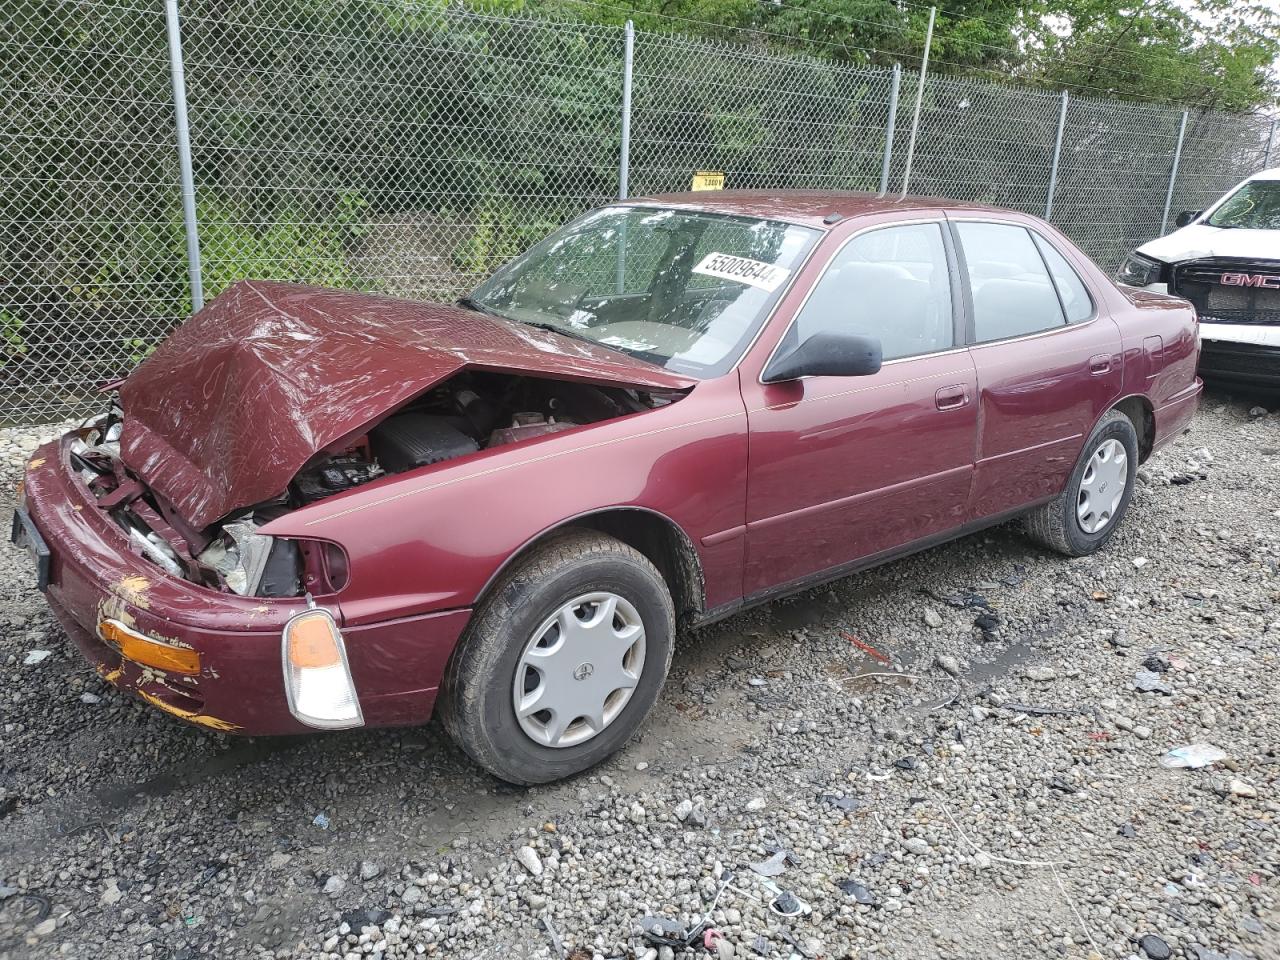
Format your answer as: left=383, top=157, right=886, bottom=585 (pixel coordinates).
left=934, top=384, right=970, bottom=411
left=1089, top=354, right=1112, bottom=375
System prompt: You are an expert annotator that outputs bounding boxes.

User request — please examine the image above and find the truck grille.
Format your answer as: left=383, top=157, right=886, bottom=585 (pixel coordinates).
left=1171, top=258, right=1280, bottom=325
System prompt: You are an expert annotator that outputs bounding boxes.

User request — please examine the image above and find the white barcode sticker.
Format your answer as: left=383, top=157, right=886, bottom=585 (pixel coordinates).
left=692, top=252, right=790, bottom=292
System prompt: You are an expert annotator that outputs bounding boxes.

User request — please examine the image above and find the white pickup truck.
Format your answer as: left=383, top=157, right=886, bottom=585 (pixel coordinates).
left=1117, top=167, right=1279, bottom=389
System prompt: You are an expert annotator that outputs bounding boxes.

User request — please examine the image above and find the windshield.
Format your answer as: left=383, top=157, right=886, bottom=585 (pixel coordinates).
left=468, top=207, right=819, bottom=377
left=1207, top=180, right=1280, bottom=230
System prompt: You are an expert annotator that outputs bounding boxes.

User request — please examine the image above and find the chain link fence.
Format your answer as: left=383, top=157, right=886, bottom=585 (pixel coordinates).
left=3, top=0, right=1276, bottom=424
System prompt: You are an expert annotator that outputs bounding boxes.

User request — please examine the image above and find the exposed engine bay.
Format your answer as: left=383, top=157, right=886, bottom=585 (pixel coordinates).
left=72, top=373, right=679, bottom=599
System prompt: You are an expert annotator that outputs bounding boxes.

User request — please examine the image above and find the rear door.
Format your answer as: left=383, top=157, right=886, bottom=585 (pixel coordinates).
left=950, top=217, right=1123, bottom=520
left=739, top=218, right=978, bottom=596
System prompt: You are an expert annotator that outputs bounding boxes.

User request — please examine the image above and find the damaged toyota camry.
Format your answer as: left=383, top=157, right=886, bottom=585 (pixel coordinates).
left=13, top=191, right=1202, bottom=783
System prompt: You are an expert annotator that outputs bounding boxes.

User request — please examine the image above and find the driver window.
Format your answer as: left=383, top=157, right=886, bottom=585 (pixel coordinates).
left=793, top=223, right=953, bottom=361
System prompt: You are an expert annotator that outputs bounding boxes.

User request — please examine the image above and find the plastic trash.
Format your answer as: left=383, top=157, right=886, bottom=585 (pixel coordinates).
left=23, top=650, right=51, bottom=666
left=836, top=879, right=877, bottom=905
left=751, top=851, right=789, bottom=877
left=312, top=812, right=331, bottom=829
left=1158, top=744, right=1228, bottom=769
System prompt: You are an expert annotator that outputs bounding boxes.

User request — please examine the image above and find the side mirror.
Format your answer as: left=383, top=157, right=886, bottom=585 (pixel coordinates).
left=762, top=331, right=883, bottom=383
left=1174, top=210, right=1201, bottom=228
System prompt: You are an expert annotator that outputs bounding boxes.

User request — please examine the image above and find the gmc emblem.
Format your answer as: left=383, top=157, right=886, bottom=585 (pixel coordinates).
left=1220, top=272, right=1280, bottom=288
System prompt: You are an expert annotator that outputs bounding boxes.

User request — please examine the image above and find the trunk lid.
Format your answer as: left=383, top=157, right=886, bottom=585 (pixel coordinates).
left=118, top=281, right=694, bottom=530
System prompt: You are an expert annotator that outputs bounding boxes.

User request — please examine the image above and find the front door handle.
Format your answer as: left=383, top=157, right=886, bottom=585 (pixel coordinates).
left=1089, top=354, right=1112, bottom=375
left=934, top=384, right=970, bottom=411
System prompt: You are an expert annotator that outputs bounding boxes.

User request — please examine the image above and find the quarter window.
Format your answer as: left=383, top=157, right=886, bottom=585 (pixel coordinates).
left=1032, top=234, right=1093, bottom=322
left=957, top=222, right=1066, bottom=342
left=791, top=223, right=954, bottom=362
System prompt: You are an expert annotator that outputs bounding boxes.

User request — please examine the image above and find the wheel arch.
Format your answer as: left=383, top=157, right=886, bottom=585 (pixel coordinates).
left=1109, top=394, right=1155, bottom=463
left=473, top=506, right=706, bottom=626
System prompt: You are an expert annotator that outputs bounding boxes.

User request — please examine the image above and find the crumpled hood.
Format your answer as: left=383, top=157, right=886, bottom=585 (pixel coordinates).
left=1137, top=224, right=1280, bottom=264
left=119, top=280, right=694, bottom=530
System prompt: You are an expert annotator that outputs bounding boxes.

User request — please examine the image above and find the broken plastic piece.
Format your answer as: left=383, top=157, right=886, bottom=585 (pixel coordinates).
left=1158, top=744, right=1227, bottom=769
left=836, top=879, right=877, bottom=905
left=751, top=851, right=789, bottom=877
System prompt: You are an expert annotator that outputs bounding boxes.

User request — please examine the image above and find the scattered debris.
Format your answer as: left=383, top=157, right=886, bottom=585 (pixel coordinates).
left=516, top=846, right=543, bottom=877
left=1117, top=823, right=1137, bottom=839
left=79, top=692, right=101, bottom=704
left=23, top=649, right=51, bottom=666
left=1132, top=556, right=1148, bottom=568
left=1022, top=665, right=1057, bottom=682
left=973, top=612, right=1001, bottom=637
left=923, top=588, right=991, bottom=610
left=1159, top=744, right=1228, bottom=769
left=745, top=797, right=767, bottom=812
left=1137, top=933, right=1172, bottom=959
left=311, top=813, right=330, bottom=830
left=540, top=914, right=567, bottom=959
left=1133, top=670, right=1173, bottom=695
left=1000, top=702, right=1082, bottom=717
left=841, top=631, right=891, bottom=664
left=819, top=794, right=863, bottom=813
left=750, top=851, right=789, bottom=877
left=835, top=879, right=877, bottom=905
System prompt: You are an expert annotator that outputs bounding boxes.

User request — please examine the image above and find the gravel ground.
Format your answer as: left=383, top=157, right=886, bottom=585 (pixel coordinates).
left=0, top=392, right=1277, bottom=960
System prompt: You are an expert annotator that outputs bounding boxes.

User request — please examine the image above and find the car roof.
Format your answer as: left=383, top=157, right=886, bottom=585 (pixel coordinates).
left=621, top=189, right=1016, bottom=228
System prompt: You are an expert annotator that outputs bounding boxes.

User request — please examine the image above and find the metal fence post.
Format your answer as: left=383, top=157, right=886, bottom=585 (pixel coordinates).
left=618, top=20, right=634, bottom=201
left=878, top=63, right=901, bottom=196
left=164, top=0, right=203, bottom=313
left=1160, top=109, right=1189, bottom=235
left=1265, top=118, right=1278, bottom=169
left=1044, top=90, right=1069, bottom=220
left=899, top=6, right=936, bottom=198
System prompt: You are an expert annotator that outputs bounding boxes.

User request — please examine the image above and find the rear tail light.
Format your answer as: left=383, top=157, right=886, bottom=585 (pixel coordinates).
left=98, top=619, right=201, bottom=675
left=282, top=608, right=363, bottom=729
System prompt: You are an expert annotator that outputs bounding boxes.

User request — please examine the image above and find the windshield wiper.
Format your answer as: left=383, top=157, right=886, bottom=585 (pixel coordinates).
left=456, top=296, right=498, bottom=316
left=516, top=319, right=600, bottom=347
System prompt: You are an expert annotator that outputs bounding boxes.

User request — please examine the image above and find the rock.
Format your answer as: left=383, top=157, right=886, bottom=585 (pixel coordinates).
left=716, top=940, right=735, bottom=959
left=673, top=798, right=694, bottom=822
left=1133, top=725, right=1152, bottom=740
left=902, top=837, right=930, bottom=856
left=1133, top=670, right=1173, bottom=695
left=1248, top=405, right=1267, bottom=417
left=79, top=692, right=101, bottom=704
left=1023, top=665, right=1057, bottom=682
left=745, top=797, right=767, bottom=812
left=973, top=851, right=993, bottom=870
left=32, top=918, right=55, bottom=936
left=100, top=879, right=123, bottom=905
left=515, top=846, right=543, bottom=877
left=1227, top=779, right=1257, bottom=799
left=935, top=654, right=960, bottom=676
left=358, top=860, right=382, bottom=881
left=628, top=801, right=646, bottom=824
left=1132, top=556, right=1148, bottom=568
left=323, top=875, right=346, bottom=897
left=923, top=608, right=944, bottom=628
left=1137, top=933, right=1171, bottom=959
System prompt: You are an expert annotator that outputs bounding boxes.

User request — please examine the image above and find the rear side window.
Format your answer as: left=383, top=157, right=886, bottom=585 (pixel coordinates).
left=1032, top=234, right=1093, bottom=322
left=792, top=222, right=953, bottom=361
left=956, top=222, right=1065, bottom=342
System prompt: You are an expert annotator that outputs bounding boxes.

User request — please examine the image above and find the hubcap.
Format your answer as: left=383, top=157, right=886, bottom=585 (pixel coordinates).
left=512, top=592, right=646, bottom=749
left=1077, top=438, right=1128, bottom=534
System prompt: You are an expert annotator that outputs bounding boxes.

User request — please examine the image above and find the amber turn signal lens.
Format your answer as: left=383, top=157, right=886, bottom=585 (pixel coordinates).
left=284, top=610, right=342, bottom=669
left=98, top=619, right=201, bottom=675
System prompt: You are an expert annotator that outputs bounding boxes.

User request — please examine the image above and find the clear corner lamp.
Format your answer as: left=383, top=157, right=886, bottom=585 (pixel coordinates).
left=282, top=607, right=364, bottom=728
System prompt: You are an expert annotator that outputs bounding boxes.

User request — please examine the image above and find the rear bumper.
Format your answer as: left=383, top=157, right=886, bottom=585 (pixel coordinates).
left=1198, top=337, right=1280, bottom=389
left=18, top=436, right=470, bottom=735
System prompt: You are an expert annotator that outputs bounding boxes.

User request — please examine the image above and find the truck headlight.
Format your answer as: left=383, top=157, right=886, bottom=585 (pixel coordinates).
left=282, top=608, right=363, bottom=729
left=1117, top=252, right=1163, bottom=287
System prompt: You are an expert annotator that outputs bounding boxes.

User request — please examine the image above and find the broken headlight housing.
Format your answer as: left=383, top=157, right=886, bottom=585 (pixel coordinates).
left=1116, top=252, right=1163, bottom=287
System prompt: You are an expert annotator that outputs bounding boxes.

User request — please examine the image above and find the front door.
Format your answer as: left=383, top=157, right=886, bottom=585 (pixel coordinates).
left=739, top=220, right=979, bottom=597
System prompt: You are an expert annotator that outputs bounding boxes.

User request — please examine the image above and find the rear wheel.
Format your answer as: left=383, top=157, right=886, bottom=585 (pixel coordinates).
left=1023, top=409, right=1139, bottom=557
left=439, top=529, right=674, bottom=784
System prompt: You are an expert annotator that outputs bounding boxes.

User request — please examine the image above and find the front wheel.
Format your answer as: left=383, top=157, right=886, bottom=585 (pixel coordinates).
left=438, top=529, right=674, bottom=784
left=1023, top=409, right=1139, bottom=557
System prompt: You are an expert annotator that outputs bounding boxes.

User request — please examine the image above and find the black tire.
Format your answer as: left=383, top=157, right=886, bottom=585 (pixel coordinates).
left=1023, top=409, right=1139, bottom=557
left=438, top=529, right=674, bottom=785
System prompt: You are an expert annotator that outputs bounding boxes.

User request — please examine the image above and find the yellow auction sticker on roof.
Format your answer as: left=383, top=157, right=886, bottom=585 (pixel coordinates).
left=692, top=252, right=790, bottom=292
left=691, top=170, right=725, bottom=191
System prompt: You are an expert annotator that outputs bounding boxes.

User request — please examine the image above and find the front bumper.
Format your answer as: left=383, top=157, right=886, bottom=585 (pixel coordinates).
left=18, top=436, right=470, bottom=735
left=1198, top=337, right=1280, bottom=389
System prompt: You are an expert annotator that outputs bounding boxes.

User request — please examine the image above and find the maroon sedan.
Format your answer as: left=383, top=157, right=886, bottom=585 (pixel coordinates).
left=13, top=191, right=1201, bottom=783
